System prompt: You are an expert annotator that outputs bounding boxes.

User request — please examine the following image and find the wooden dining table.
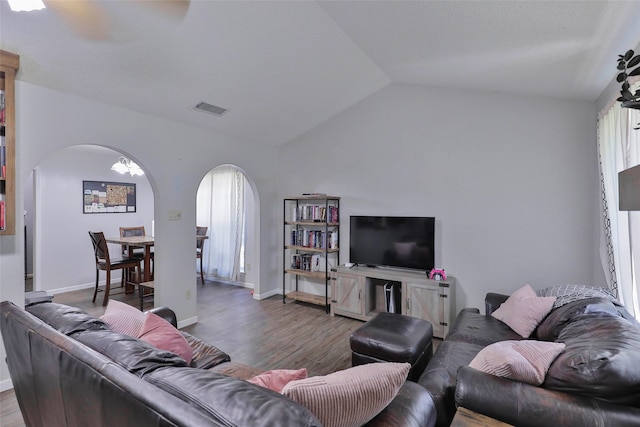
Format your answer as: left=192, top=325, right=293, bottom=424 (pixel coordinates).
left=105, top=235, right=155, bottom=282
left=105, top=234, right=209, bottom=283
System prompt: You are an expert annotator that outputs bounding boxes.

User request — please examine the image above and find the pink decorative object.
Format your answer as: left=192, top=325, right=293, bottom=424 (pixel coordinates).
left=429, top=268, right=447, bottom=280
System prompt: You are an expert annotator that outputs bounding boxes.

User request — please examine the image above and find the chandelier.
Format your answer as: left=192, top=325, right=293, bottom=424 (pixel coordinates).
left=111, top=156, right=144, bottom=176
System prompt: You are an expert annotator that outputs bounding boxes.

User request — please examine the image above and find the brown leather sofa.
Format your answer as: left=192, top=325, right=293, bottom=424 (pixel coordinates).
left=418, top=292, right=640, bottom=427
left=0, top=301, right=436, bottom=427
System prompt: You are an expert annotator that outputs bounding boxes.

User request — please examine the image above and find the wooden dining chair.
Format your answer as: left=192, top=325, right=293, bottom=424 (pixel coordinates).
left=120, top=226, right=154, bottom=279
left=196, top=226, right=208, bottom=284
left=88, top=231, right=141, bottom=306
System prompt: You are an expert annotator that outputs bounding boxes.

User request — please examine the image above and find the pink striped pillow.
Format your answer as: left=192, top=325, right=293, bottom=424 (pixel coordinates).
left=247, top=368, right=308, bottom=393
left=137, top=312, right=193, bottom=364
left=469, top=340, right=566, bottom=385
left=492, top=284, right=556, bottom=337
left=99, top=299, right=145, bottom=337
left=282, top=362, right=410, bottom=427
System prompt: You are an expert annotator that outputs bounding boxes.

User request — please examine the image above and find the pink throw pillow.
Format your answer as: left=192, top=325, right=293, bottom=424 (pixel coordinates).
left=137, top=312, right=193, bottom=364
left=492, top=284, right=556, bottom=337
left=469, top=340, right=566, bottom=385
left=247, top=368, right=308, bottom=393
left=282, top=362, right=410, bottom=427
left=99, top=299, right=145, bottom=337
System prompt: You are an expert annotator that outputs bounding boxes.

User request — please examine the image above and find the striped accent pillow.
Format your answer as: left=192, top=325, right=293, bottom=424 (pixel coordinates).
left=99, top=299, right=145, bottom=337
left=282, top=362, right=410, bottom=427
left=469, top=340, right=566, bottom=385
left=491, top=284, right=556, bottom=337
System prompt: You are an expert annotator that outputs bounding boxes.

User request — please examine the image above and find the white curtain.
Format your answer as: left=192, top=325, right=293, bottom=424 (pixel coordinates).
left=598, top=84, right=640, bottom=318
left=196, top=165, right=246, bottom=281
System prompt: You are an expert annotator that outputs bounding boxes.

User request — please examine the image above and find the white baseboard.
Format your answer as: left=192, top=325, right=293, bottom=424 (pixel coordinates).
left=0, top=377, right=13, bottom=392
left=254, top=288, right=278, bottom=300
left=47, top=282, right=95, bottom=295
left=178, top=315, right=198, bottom=329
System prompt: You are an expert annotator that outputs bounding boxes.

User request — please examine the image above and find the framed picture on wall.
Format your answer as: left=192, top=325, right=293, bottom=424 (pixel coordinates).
left=83, top=181, right=136, bottom=214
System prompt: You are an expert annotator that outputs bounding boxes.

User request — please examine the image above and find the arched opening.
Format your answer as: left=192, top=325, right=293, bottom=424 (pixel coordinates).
left=24, top=145, right=154, bottom=294
left=195, top=164, right=256, bottom=290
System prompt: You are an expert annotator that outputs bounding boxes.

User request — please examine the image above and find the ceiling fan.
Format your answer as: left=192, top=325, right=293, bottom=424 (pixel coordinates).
left=7, top=0, right=190, bottom=41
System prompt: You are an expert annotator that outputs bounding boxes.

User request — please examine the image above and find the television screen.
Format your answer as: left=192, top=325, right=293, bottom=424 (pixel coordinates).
left=349, top=216, right=435, bottom=271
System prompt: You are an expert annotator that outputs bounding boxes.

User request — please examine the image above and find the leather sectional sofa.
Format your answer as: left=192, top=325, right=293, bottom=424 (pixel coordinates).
left=418, top=290, right=640, bottom=427
left=3, top=285, right=640, bottom=427
left=0, top=300, right=435, bottom=427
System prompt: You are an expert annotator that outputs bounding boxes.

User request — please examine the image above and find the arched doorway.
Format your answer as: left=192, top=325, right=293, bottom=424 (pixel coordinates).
left=25, top=145, right=154, bottom=294
left=195, top=164, right=255, bottom=288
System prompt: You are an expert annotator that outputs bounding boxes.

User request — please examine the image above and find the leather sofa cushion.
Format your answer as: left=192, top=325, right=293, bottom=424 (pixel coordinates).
left=444, top=310, right=522, bottom=346
left=418, top=339, right=483, bottom=427
left=544, top=310, right=640, bottom=406
left=75, top=329, right=188, bottom=376
left=535, top=298, right=619, bottom=342
left=456, top=366, right=640, bottom=427
left=145, top=366, right=322, bottom=427
left=27, top=302, right=109, bottom=335
left=366, top=381, right=437, bottom=427
left=419, top=310, right=524, bottom=427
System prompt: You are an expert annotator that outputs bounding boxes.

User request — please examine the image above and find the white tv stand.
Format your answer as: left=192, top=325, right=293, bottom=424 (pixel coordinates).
left=330, top=265, right=456, bottom=338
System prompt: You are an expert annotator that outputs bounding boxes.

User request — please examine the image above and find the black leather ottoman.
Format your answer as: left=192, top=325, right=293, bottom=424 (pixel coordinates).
left=350, top=312, right=433, bottom=382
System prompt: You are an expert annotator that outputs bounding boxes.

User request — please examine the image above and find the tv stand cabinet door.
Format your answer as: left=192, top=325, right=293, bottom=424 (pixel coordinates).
left=331, top=273, right=366, bottom=320
left=404, top=282, right=446, bottom=338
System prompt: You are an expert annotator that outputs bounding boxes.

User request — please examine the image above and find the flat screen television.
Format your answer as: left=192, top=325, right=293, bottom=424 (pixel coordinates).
left=349, top=216, right=435, bottom=271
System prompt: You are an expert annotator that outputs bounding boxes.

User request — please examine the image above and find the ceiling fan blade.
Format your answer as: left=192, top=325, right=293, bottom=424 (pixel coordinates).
left=44, top=0, right=111, bottom=41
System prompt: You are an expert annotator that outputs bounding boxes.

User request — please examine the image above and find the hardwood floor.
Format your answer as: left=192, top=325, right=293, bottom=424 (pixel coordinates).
left=0, top=280, right=367, bottom=426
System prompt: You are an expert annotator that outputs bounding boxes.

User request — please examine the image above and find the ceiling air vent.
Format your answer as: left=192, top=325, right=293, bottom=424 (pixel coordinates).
left=192, top=102, right=229, bottom=117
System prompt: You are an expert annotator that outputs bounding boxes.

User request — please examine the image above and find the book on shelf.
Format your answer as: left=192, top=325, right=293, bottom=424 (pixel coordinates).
left=290, top=229, right=338, bottom=249
left=290, top=253, right=327, bottom=273
left=0, top=90, right=5, bottom=124
left=0, top=145, right=5, bottom=178
left=292, top=204, right=339, bottom=222
left=0, top=200, right=5, bottom=230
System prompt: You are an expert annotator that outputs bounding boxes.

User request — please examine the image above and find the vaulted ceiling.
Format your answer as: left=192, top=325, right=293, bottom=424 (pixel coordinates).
left=1, top=0, right=639, bottom=146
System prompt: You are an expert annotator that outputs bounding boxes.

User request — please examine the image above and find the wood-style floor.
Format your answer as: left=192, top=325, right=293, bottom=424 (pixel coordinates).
left=1, top=279, right=387, bottom=426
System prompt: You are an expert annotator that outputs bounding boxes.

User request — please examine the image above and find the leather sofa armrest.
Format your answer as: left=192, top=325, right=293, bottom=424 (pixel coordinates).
left=455, top=366, right=640, bottom=427
left=148, top=307, right=231, bottom=369
left=484, top=293, right=509, bottom=315
left=149, top=306, right=177, bottom=328
left=182, top=331, right=231, bottom=369
left=365, top=381, right=436, bottom=427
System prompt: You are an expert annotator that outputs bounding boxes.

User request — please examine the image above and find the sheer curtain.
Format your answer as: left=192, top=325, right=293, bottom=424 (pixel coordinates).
left=598, top=83, right=640, bottom=318
left=196, top=165, right=246, bottom=281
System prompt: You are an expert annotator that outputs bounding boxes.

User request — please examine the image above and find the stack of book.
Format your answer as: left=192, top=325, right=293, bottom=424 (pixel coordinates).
left=291, top=254, right=326, bottom=272
left=292, top=204, right=339, bottom=223
left=290, top=229, right=338, bottom=249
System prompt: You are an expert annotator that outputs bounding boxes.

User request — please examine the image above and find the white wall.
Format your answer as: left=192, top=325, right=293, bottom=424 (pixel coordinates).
left=278, top=83, right=604, bottom=313
left=0, top=79, right=606, bottom=391
left=33, top=145, right=154, bottom=293
left=0, top=81, right=281, bottom=390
